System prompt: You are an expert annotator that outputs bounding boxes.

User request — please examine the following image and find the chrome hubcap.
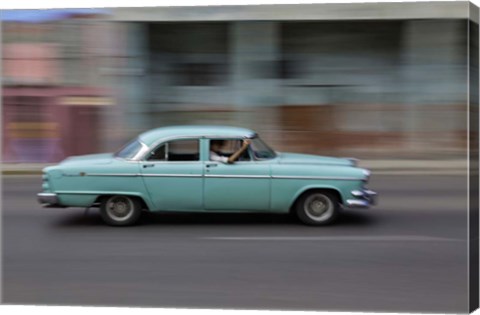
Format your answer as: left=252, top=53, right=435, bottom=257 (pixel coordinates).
left=106, top=196, right=134, bottom=221
left=310, top=199, right=327, bottom=214
left=304, top=194, right=333, bottom=221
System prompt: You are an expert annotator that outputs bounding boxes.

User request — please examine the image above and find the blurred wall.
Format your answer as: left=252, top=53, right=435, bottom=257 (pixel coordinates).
left=1, top=4, right=474, bottom=161
left=110, top=18, right=468, bottom=159
left=2, top=16, right=113, bottom=162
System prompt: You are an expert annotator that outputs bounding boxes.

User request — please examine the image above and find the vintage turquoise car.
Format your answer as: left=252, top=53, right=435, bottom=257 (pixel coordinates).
left=38, top=125, right=376, bottom=226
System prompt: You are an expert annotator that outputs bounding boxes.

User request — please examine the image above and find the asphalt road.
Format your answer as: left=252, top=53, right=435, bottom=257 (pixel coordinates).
left=2, top=175, right=470, bottom=313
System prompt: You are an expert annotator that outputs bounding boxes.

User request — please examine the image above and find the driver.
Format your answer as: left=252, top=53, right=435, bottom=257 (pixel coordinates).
left=210, top=139, right=251, bottom=164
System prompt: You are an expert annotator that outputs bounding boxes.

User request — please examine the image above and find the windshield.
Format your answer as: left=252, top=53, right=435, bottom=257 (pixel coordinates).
left=114, top=139, right=143, bottom=159
left=250, top=137, right=277, bottom=160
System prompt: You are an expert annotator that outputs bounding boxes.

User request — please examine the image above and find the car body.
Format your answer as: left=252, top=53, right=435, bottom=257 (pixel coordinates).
left=38, top=125, right=377, bottom=226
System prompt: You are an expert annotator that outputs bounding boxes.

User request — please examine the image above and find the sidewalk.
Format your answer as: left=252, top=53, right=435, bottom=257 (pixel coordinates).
left=359, top=159, right=467, bottom=175
left=1, top=160, right=468, bottom=175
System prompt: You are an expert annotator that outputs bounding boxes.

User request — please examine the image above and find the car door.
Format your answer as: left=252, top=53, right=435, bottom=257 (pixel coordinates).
left=203, top=138, right=271, bottom=211
left=140, top=138, right=204, bottom=211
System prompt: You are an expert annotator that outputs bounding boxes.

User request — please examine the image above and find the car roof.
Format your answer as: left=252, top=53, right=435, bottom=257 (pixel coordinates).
left=138, top=125, right=257, bottom=146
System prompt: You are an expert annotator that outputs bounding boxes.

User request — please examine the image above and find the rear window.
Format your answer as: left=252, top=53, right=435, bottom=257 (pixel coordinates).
left=147, top=139, right=199, bottom=161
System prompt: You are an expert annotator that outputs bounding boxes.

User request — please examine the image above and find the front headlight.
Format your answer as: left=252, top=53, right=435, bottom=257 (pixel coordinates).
left=362, top=169, right=371, bottom=183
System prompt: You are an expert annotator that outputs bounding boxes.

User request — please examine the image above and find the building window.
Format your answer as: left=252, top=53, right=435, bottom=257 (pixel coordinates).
left=174, top=62, right=227, bottom=86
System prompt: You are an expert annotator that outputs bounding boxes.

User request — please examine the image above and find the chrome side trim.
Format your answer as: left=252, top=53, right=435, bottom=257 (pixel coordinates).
left=205, top=174, right=270, bottom=179
left=86, top=173, right=140, bottom=177
left=208, top=175, right=362, bottom=180
left=272, top=175, right=362, bottom=181
left=54, top=191, right=100, bottom=195
left=277, top=162, right=353, bottom=166
left=54, top=191, right=147, bottom=199
left=142, top=174, right=203, bottom=178
left=72, top=173, right=363, bottom=181
left=141, top=161, right=202, bottom=164
left=85, top=173, right=202, bottom=178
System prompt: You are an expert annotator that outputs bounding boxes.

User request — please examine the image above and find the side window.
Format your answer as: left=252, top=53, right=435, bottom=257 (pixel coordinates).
left=147, top=139, right=199, bottom=161
left=147, top=144, right=166, bottom=161
left=209, top=139, right=251, bottom=161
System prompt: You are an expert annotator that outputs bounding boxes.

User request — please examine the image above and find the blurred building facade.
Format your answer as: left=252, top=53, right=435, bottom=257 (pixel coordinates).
left=108, top=2, right=473, bottom=159
left=2, top=3, right=477, bottom=162
left=2, top=11, right=111, bottom=162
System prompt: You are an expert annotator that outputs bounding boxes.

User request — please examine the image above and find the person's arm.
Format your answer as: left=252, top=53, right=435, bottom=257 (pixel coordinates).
left=227, top=140, right=251, bottom=164
left=210, top=151, right=229, bottom=163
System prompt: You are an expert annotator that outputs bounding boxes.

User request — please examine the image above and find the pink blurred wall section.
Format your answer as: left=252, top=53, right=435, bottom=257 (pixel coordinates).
left=3, top=43, right=60, bottom=84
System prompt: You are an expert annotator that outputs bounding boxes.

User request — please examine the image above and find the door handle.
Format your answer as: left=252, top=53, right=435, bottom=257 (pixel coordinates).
left=205, top=163, right=218, bottom=168
left=143, top=164, right=155, bottom=168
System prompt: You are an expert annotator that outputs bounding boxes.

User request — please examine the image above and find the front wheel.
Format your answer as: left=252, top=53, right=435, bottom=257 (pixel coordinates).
left=295, top=191, right=339, bottom=226
left=100, top=195, right=142, bottom=226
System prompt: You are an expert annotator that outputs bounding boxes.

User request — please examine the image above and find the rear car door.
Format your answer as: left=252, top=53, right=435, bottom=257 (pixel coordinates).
left=140, top=139, right=204, bottom=211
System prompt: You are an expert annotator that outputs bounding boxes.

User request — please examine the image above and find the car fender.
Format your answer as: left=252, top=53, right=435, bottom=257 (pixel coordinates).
left=93, top=191, right=154, bottom=210
left=289, top=184, right=345, bottom=209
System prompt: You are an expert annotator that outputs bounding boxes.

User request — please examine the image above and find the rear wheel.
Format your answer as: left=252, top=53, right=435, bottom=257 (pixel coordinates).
left=100, top=195, right=142, bottom=226
left=295, top=190, right=339, bottom=226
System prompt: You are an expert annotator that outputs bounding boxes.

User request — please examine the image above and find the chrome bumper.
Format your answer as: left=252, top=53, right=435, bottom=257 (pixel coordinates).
left=37, top=192, right=60, bottom=206
left=345, top=189, right=377, bottom=208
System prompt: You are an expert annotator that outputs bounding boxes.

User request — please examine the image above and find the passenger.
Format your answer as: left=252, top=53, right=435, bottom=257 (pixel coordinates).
left=210, top=139, right=251, bottom=164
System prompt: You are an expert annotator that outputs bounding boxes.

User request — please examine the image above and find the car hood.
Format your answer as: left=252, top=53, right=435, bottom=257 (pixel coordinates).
left=277, top=152, right=354, bottom=166
left=60, top=153, right=114, bottom=165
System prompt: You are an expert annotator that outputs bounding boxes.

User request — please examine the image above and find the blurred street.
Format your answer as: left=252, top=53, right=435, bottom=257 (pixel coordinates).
left=3, top=174, right=468, bottom=313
